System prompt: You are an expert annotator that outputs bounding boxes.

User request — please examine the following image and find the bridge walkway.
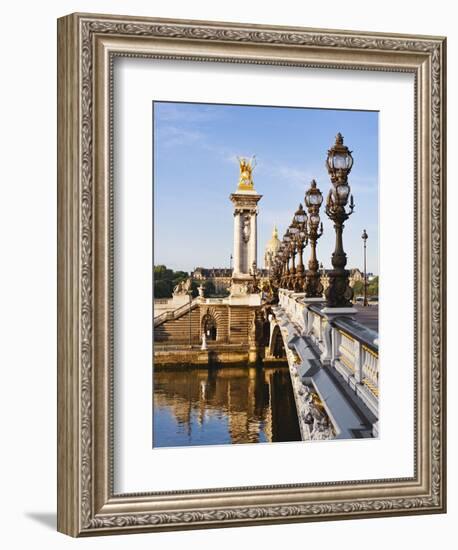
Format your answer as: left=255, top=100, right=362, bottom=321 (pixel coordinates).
left=272, top=298, right=378, bottom=441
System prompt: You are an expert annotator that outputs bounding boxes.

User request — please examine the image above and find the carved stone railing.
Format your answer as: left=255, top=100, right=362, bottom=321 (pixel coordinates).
left=202, top=298, right=225, bottom=304
left=277, top=289, right=379, bottom=418
left=153, top=298, right=199, bottom=327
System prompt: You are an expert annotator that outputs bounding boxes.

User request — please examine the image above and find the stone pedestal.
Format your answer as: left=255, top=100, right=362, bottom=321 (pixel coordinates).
left=228, top=292, right=261, bottom=306
left=320, top=307, right=357, bottom=366
left=301, top=297, right=325, bottom=336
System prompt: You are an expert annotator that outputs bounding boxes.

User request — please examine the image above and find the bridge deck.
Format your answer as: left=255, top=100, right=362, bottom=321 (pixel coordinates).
left=273, top=305, right=377, bottom=441
left=353, top=304, right=379, bottom=332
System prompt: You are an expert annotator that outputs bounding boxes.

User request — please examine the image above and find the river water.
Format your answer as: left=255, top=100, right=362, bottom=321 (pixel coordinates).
left=153, top=365, right=301, bottom=447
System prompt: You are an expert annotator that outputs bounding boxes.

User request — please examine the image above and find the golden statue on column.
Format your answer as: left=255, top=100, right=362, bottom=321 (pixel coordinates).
left=237, top=156, right=256, bottom=191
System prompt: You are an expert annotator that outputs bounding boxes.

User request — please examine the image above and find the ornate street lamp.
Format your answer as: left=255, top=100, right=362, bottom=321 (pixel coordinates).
left=278, top=245, right=287, bottom=288
left=288, top=213, right=302, bottom=290
left=324, top=133, right=355, bottom=307
left=290, top=203, right=308, bottom=291
left=270, top=255, right=282, bottom=302
left=287, top=221, right=298, bottom=290
left=250, top=260, right=260, bottom=293
left=304, top=180, right=324, bottom=298
left=272, top=256, right=281, bottom=287
left=282, top=229, right=292, bottom=289
left=362, top=229, right=368, bottom=307
left=277, top=244, right=284, bottom=288
left=281, top=251, right=289, bottom=288
left=326, top=132, right=354, bottom=182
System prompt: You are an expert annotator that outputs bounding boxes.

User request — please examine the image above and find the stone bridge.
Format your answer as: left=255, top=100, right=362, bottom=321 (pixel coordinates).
left=153, top=289, right=379, bottom=442
left=267, top=289, right=379, bottom=442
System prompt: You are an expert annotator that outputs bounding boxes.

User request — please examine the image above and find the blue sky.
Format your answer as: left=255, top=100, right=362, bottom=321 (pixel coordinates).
left=154, top=101, right=378, bottom=275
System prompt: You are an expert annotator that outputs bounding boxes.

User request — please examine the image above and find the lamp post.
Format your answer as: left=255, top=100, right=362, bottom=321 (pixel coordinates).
left=304, top=180, right=324, bottom=298
left=250, top=260, right=259, bottom=293
left=277, top=246, right=285, bottom=288
left=290, top=204, right=308, bottom=291
left=277, top=247, right=284, bottom=288
left=362, top=229, right=368, bottom=307
left=282, top=229, right=292, bottom=289
left=271, top=256, right=280, bottom=288
left=324, top=133, right=355, bottom=308
left=281, top=247, right=288, bottom=289
left=287, top=223, right=298, bottom=290
left=273, top=249, right=280, bottom=287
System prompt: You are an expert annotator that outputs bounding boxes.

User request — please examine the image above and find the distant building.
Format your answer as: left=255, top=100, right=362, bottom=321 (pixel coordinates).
left=264, top=225, right=281, bottom=273
left=191, top=266, right=269, bottom=295
left=192, top=267, right=233, bottom=294
left=320, top=267, right=367, bottom=292
left=349, top=268, right=365, bottom=286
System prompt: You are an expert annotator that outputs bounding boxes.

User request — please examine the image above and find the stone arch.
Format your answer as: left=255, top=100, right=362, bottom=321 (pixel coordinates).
left=201, top=305, right=227, bottom=342
left=201, top=312, right=217, bottom=341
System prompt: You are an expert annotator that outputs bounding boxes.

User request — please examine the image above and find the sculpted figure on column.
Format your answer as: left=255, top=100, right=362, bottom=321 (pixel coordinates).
left=237, top=156, right=257, bottom=190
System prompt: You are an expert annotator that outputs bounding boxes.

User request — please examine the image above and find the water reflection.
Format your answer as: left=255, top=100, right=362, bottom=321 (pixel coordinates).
left=153, top=365, right=301, bottom=447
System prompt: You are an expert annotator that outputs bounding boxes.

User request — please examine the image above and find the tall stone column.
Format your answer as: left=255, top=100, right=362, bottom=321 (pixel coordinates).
left=229, top=157, right=262, bottom=304
left=230, top=196, right=261, bottom=282
left=233, top=210, right=242, bottom=276
left=248, top=210, right=257, bottom=272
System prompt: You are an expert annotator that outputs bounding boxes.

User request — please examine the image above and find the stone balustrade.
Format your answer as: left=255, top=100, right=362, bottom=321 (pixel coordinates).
left=277, top=289, right=379, bottom=419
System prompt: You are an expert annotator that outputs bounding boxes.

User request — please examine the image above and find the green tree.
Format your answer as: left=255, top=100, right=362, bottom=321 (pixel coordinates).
left=154, top=265, right=174, bottom=281
left=154, top=265, right=167, bottom=277
left=367, top=276, right=379, bottom=297
left=352, top=280, right=364, bottom=296
left=154, top=279, right=173, bottom=298
left=190, top=280, right=199, bottom=298
left=153, top=266, right=190, bottom=298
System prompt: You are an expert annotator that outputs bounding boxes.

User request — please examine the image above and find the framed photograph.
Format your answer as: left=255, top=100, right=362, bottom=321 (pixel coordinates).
left=57, top=13, right=446, bottom=536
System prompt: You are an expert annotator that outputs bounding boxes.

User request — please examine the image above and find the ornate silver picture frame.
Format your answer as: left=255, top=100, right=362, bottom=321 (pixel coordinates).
left=57, top=13, right=446, bottom=536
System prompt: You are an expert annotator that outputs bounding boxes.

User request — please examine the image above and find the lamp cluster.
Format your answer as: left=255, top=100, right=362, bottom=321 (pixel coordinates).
left=269, top=181, right=324, bottom=295
left=269, top=133, right=356, bottom=307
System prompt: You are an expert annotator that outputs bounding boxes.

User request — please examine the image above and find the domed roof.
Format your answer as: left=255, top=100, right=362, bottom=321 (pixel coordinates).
left=265, top=225, right=281, bottom=254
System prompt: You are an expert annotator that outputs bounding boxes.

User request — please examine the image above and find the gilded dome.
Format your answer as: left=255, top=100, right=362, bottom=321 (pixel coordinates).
left=265, top=225, right=281, bottom=255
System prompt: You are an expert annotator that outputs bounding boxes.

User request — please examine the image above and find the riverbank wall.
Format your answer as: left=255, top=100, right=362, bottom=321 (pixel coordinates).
left=154, top=345, right=286, bottom=369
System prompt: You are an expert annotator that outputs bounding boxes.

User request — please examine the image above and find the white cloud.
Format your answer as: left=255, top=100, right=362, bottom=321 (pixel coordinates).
left=156, top=125, right=204, bottom=148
